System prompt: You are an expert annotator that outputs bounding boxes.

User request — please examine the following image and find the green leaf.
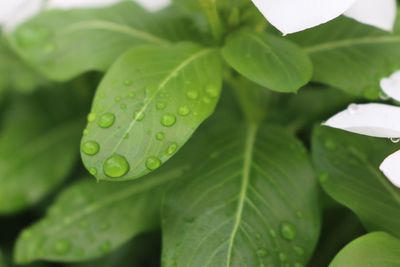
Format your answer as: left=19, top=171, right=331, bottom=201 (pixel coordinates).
left=0, top=88, right=84, bottom=214
left=0, top=37, right=45, bottom=94
left=329, top=232, right=400, bottom=267
left=291, top=17, right=400, bottom=98
left=312, top=126, right=400, bottom=238
left=162, top=123, right=320, bottom=267
left=14, top=164, right=185, bottom=264
left=9, top=2, right=199, bottom=81
left=0, top=250, right=5, bottom=267
left=223, top=31, right=312, bottom=93
left=81, top=43, right=223, bottom=181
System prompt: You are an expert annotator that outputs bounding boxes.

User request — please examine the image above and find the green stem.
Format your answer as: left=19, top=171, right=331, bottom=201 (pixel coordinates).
left=200, top=0, right=223, bottom=42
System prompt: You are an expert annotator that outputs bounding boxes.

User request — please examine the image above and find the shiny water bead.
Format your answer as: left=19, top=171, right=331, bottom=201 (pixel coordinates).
left=156, top=132, right=165, bottom=141
left=87, top=113, right=96, bottom=122
left=186, top=89, right=199, bottom=100
left=205, top=84, right=219, bottom=98
left=146, top=156, right=161, bottom=170
left=53, top=240, right=71, bottom=255
left=134, top=111, right=145, bottom=121
left=166, top=143, right=178, bottom=156
left=103, top=155, right=130, bottom=178
left=98, top=113, right=115, bottom=128
left=178, top=105, right=190, bottom=116
left=161, top=114, right=176, bottom=127
left=81, top=141, right=100, bottom=156
left=280, top=222, right=297, bottom=241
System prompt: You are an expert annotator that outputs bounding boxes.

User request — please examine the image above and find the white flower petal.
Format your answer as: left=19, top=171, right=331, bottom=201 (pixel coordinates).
left=251, top=0, right=356, bottom=34
left=380, top=70, right=400, bottom=102
left=47, top=0, right=121, bottom=9
left=344, top=0, right=397, bottom=31
left=135, top=0, right=170, bottom=11
left=324, top=103, right=400, bottom=138
left=0, top=0, right=42, bottom=31
left=380, top=150, right=400, bottom=188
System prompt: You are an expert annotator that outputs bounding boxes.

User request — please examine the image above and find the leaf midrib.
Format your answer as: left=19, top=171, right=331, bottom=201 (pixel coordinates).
left=63, top=19, right=169, bottom=45
left=226, top=124, right=258, bottom=266
left=305, top=36, right=400, bottom=53
left=111, top=48, right=215, bottom=154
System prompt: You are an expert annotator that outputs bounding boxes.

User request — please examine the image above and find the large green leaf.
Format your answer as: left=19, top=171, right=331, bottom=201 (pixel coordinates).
left=329, top=232, right=400, bottom=267
left=0, top=250, right=5, bottom=267
left=223, top=31, right=312, bottom=93
left=81, top=43, right=223, bottom=181
left=9, top=2, right=199, bottom=81
left=312, top=126, right=400, bottom=238
left=162, top=123, right=320, bottom=267
left=0, top=88, right=84, bottom=214
left=0, top=37, right=45, bottom=95
left=291, top=17, right=400, bottom=98
left=14, top=165, right=184, bottom=264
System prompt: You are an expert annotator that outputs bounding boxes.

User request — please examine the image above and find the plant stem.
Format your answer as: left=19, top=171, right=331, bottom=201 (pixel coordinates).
left=200, top=0, right=223, bottom=42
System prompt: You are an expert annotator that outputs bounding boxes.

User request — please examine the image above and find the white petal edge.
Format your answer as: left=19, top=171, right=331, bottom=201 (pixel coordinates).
left=251, top=0, right=356, bottom=34
left=0, top=0, right=42, bottom=32
left=380, top=70, right=400, bottom=102
left=324, top=103, right=400, bottom=138
left=135, top=0, right=170, bottom=11
left=46, top=0, right=121, bottom=9
left=380, top=150, right=400, bottom=188
left=344, top=0, right=397, bottom=31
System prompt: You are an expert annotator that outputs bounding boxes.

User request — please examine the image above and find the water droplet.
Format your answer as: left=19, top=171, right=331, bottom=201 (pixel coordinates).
left=205, top=85, right=219, bottom=98
left=134, top=110, right=145, bottom=121
left=156, top=132, right=165, bottom=141
left=103, top=155, right=130, bottom=178
left=124, top=80, right=133, bottom=86
left=319, top=172, right=329, bottom=183
left=87, top=113, right=96, bottom=122
left=390, top=137, right=400, bottom=143
left=186, top=90, right=199, bottom=100
left=278, top=252, right=287, bottom=262
left=293, top=246, right=305, bottom=256
left=166, top=143, right=178, bottom=156
left=21, top=230, right=32, bottom=240
left=280, top=222, right=297, bottom=241
left=256, top=248, right=269, bottom=257
left=89, top=168, right=97, bottom=176
left=178, top=105, right=190, bottom=116
left=146, top=156, right=161, bottom=170
left=347, top=104, right=358, bottom=114
left=269, top=229, right=277, bottom=238
left=98, top=113, right=115, bottom=128
left=161, top=114, right=176, bottom=127
left=99, top=241, right=112, bottom=253
left=81, top=141, right=100, bottom=156
left=83, top=128, right=89, bottom=136
left=202, top=97, right=211, bottom=104
left=156, top=101, right=167, bottom=110
left=53, top=240, right=71, bottom=255
left=128, top=92, right=135, bottom=98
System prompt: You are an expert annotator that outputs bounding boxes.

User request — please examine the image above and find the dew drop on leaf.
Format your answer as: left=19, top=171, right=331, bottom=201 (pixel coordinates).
left=133, top=110, right=145, bottom=121
left=83, top=128, right=89, bottom=136
left=269, top=229, right=277, bottom=238
left=87, top=113, right=96, bottom=122
left=81, top=141, right=100, bottom=156
left=278, top=252, right=287, bottom=262
left=390, top=137, right=400, bottom=143
left=103, top=155, right=130, bottom=178
left=202, top=97, right=211, bottom=104
left=21, top=230, right=32, bottom=240
left=156, top=101, right=167, bottom=110
left=161, top=114, right=176, bottom=127
left=347, top=104, right=358, bottom=114
left=186, top=90, right=199, bottom=100
left=256, top=248, right=269, bottom=257
left=293, top=245, right=305, bottom=256
left=146, top=156, right=161, bottom=170
left=205, top=84, right=219, bottom=98
left=98, top=113, right=115, bottom=128
left=99, top=241, right=112, bottom=253
left=178, top=105, right=190, bottom=116
left=156, top=132, right=165, bottom=141
left=89, top=167, right=97, bottom=176
left=280, top=222, right=297, bottom=241
left=166, top=143, right=178, bottom=156
left=53, top=240, right=71, bottom=255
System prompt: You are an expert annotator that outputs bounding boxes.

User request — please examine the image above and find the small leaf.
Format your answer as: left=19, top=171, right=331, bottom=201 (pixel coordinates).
left=162, top=123, right=320, bottom=267
left=312, top=126, right=400, bottom=238
left=9, top=2, right=199, bottom=81
left=291, top=17, right=400, bottom=98
left=0, top=88, right=84, bottom=214
left=14, top=165, right=184, bottom=264
left=329, top=232, right=400, bottom=267
left=223, top=31, right=312, bottom=93
left=81, top=43, right=223, bottom=181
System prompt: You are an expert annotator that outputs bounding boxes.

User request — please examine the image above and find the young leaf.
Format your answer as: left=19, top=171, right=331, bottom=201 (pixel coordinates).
left=162, top=124, right=320, bottom=267
left=9, top=2, right=199, bottom=81
left=329, top=232, right=400, bottom=267
left=312, top=126, right=400, bottom=238
left=291, top=17, right=400, bottom=98
left=0, top=88, right=84, bottom=215
left=222, top=31, right=312, bottom=93
left=14, top=165, right=184, bottom=264
left=81, top=43, right=223, bottom=181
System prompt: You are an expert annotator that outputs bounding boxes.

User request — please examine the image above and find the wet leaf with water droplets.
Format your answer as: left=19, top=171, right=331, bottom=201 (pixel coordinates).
left=162, top=124, right=320, bottom=267
left=81, top=43, right=223, bottom=181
